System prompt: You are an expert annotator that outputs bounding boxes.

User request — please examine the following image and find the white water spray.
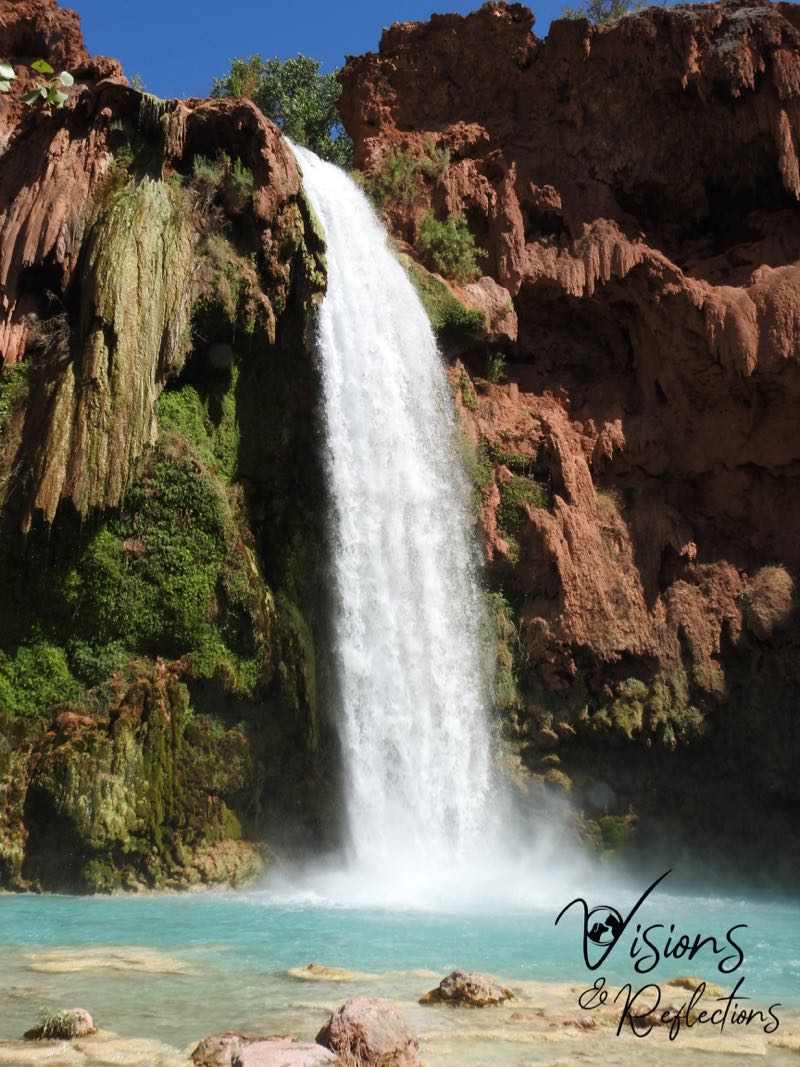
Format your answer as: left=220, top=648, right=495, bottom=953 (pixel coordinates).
left=292, top=145, right=498, bottom=894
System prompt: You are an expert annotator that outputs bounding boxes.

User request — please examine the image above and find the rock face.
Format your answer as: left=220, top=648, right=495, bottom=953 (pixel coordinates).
left=420, top=970, right=514, bottom=1007
left=0, top=0, right=334, bottom=890
left=339, top=0, right=800, bottom=878
left=316, top=998, right=421, bottom=1067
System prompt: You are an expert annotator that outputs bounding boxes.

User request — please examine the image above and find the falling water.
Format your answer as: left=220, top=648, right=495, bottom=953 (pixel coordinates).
left=292, top=145, right=496, bottom=891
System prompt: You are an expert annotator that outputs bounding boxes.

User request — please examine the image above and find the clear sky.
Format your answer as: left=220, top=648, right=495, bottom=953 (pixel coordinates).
left=67, top=0, right=563, bottom=99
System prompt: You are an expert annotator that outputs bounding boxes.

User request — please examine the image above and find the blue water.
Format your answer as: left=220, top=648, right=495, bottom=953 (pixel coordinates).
left=0, top=886, right=797, bottom=1000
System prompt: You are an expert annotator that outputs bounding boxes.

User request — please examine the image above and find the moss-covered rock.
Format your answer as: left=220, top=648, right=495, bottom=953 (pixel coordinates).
left=20, top=673, right=262, bottom=892
left=20, top=177, right=199, bottom=529
left=398, top=253, right=485, bottom=343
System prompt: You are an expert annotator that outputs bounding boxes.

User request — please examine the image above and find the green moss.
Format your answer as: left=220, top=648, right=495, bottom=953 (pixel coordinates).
left=0, top=641, right=82, bottom=718
left=0, top=362, right=28, bottom=440
left=23, top=177, right=198, bottom=526
left=598, top=814, right=636, bottom=853
left=398, top=254, right=485, bottom=341
left=460, top=373, right=478, bottom=412
left=485, top=589, right=523, bottom=717
left=157, top=368, right=240, bottom=483
left=544, top=768, right=572, bottom=792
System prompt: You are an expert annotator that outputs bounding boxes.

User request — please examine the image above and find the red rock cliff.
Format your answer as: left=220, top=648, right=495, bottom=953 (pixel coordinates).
left=341, top=0, right=800, bottom=876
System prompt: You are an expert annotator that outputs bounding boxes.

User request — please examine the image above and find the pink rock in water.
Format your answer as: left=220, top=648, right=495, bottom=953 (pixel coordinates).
left=234, top=1038, right=336, bottom=1067
left=316, top=998, right=421, bottom=1067
left=194, top=1034, right=335, bottom=1067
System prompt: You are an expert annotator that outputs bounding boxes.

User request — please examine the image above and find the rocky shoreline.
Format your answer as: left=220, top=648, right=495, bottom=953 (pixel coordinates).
left=2, top=968, right=799, bottom=1066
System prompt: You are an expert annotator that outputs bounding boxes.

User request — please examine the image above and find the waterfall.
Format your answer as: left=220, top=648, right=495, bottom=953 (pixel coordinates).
left=292, top=145, right=496, bottom=893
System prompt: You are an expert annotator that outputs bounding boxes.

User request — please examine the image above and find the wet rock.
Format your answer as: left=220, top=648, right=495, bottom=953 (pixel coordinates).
left=316, top=997, right=421, bottom=1067
left=235, top=1039, right=335, bottom=1067
left=23, top=1008, right=95, bottom=1040
left=192, top=1032, right=245, bottom=1067
left=194, top=1034, right=336, bottom=1067
left=420, top=970, right=514, bottom=1007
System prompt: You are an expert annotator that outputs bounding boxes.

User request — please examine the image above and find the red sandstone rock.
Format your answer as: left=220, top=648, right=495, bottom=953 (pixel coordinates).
left=340, top=1, right=800, bottom=772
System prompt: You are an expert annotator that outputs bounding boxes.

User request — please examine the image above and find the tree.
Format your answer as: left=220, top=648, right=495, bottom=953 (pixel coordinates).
left=211, top=54, right=352, bottom=168
left=562, top=0, right=645, bottom=22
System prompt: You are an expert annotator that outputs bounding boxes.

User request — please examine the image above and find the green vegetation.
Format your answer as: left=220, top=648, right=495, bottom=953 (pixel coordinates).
left=496, top=474, right=551, bottom=561
left=365, top=138, right=451, bottom=208
left=418, top=211, right=486, bottom=285
left=485, top=351, right=507, bottom=384
left=191, top=153, right=256, bottom=214
left=0, top=61, right=15, bottom=94
left=211, top=54, right=352, bottom=167
left=0, top=361, right=28, bottom=440
left=0, top=58, right=74, bottom=105
left=485, top=589, right=523, bottom=717
left=490, top=445, right=538, bottom=476
left=22, top=59, right=74, bottom=108
left=399, top=254, right=485, bottom=342
left=562, top=0, right=644, bottom=21
left=459, top=372, right=478, bottom=412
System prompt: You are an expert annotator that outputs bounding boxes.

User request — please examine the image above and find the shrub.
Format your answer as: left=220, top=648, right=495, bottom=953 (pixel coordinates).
left=367, top=145, right=419, bottom=207
left=226, top=157, right=255, bottom=212
left=418, top=135, right=450, bottom=180
left=562, top=0, right=645, bottom=21
left=485, top=351, right=506, bottom=384
left=418, top=211, right=485, bottom=285
left=366, top=139, right=450, bottom=210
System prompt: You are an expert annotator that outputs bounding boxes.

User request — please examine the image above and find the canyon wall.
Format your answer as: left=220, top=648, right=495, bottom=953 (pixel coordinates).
left=339, top=0, right=800, bottom=879
left=0, top=0, right=335, bottom=890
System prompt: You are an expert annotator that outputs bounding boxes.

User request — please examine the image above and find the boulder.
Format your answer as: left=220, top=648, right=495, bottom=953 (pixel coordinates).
left=235, top=1039, right=335, bottom=1067
left=23, top=1008, right=95, bottom=1040
left=316, top=998, right=421, bottom=1067
left=193, top=1032, right=245, bottom=1067
left=193, top=1034, right=336, bottom=1067
left=420, top=970, right=513, bottom=1007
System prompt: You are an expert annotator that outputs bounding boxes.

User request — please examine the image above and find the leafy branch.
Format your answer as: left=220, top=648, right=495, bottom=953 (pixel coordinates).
left=0, top=58, right=74, bottom=107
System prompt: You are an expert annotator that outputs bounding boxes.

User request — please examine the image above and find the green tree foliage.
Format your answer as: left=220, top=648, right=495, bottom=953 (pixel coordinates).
left=211, top=54, right=352, bottom=167
left=562, top=0, right=644, bottom=21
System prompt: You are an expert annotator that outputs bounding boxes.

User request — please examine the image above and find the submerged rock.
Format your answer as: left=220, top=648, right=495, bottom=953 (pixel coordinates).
left=288, top=962, right=377, bottom=982
left=23, top=1008, right=95, bottom=1040
left=316, top=997, right=421, bottom=1067
left=420, top=970, right=513, bottom=1007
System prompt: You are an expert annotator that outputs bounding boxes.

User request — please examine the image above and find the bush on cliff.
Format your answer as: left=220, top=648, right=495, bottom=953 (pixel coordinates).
left=418, top=211, right=485, bottom=285
left=211, top=54, right=352, bottom=167
left=562, top=0, right=647, bottom=22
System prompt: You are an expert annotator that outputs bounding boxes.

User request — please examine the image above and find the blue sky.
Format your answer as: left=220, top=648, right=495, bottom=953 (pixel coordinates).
left=68, top=0, right=563, bottom=99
